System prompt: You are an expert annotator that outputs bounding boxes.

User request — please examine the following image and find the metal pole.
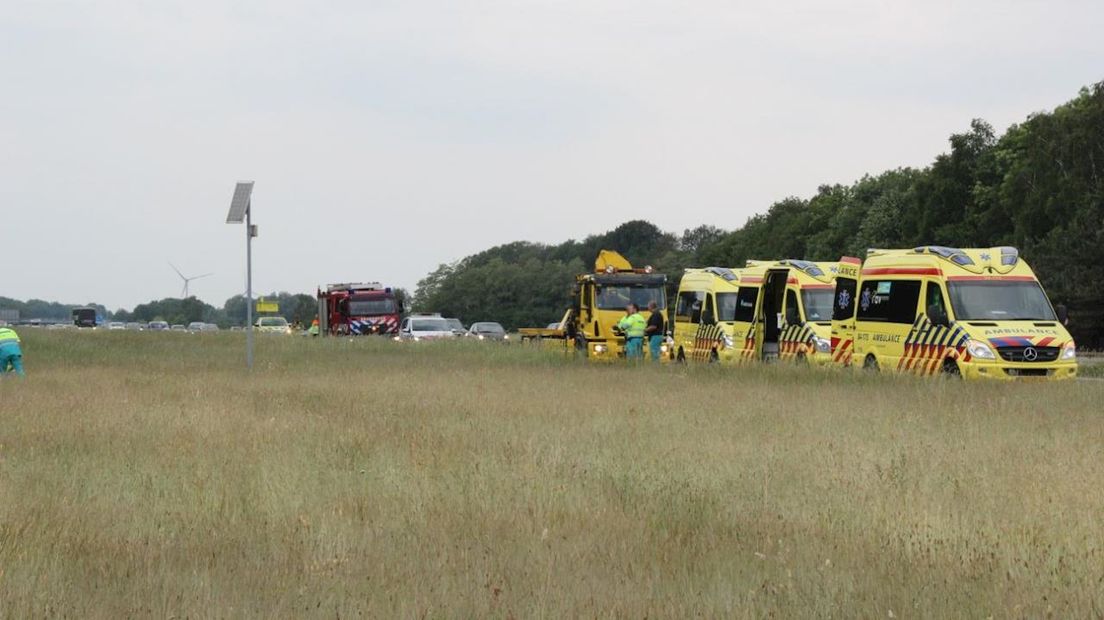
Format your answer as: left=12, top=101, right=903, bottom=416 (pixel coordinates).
left=245, top=205, right=254, bottom=369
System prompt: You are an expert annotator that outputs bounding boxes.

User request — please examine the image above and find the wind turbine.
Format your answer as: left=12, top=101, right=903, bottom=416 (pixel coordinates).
left=169, top=263, right=213, bottom=299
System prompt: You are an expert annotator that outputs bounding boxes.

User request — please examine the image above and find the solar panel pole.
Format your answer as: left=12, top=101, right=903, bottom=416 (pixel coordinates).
left=245, top=204, right=254, bottom=369
left=227, top=181, right=256, bottom=369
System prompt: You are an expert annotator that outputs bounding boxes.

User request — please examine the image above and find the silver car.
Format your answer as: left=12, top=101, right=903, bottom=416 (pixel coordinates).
left=396, top=317, right=455, bottom=341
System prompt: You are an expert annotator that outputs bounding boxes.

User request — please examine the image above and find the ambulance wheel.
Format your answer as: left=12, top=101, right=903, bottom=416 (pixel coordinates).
left=795, top=352, right=807, bottom=364
left=709, top=349, right=719, bottom=363
left=676, top=347, right=686, bottom=363
left=863, top=355, right=879, bottom=372
left=941, top=358, right=961, bottom=378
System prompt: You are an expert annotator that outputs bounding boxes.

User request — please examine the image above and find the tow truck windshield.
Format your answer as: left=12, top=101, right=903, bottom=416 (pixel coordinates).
left=947, top=281, right=1057, bottom=321
left=595, top=286, right=666, bottom=311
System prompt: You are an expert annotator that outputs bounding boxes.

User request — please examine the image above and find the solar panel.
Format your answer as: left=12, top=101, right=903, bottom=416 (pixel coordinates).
left=226, top=181, right=254, bottom=223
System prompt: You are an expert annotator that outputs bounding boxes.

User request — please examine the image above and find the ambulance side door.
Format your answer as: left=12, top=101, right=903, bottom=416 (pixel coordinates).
left=673, top=288, right=704, bottom=361
left=731, top=285, right=760, bottom=362
left=831, top=259, right=860, bottom=366
left=854, top=278, right=922, bottom=371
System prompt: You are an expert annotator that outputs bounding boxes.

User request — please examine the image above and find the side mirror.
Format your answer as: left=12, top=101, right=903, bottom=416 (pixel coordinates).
left=1056, top=304, right=1069, bottom=325
left=927, top=304, right=949, bottom=327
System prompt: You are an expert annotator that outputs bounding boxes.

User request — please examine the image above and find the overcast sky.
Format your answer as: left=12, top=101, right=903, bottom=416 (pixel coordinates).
left=3, top=0, right=1102, bottom=310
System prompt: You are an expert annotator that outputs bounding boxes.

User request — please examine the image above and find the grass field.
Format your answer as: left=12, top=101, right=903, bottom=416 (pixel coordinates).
left=1, top=331, right=1102, bottom=617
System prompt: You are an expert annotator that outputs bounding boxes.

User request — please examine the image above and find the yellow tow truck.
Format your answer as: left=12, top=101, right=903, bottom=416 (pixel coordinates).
left=518, top=250, right=668, bottom=360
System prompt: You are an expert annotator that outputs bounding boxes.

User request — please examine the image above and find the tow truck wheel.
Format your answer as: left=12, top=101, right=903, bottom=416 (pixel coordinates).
left=863, top=355, right=879, bottom=372
left=676, top=347, right=686, bottom=363
left=941, top=358, right=961, bottom=378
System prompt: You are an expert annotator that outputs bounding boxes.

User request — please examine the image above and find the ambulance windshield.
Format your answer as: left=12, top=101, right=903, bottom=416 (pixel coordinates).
left=947, top=281, right=1056, bottom=321
left=801, top=290, right=834, bottom=321
left=595, top=286, right=666, bottom=311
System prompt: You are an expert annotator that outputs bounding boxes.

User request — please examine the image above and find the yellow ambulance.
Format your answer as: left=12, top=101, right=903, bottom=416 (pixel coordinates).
left=829, top=246, right=1077, bottom=379
left=737, top=260, right=837, bottom=363
left=671, top=260, right=837, bottom=364
left=670, top=267, right=745, bottom=363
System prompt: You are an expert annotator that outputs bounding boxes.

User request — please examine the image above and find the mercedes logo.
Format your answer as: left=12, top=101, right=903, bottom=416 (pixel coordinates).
left=1023, top=347, right=1039, bottom=361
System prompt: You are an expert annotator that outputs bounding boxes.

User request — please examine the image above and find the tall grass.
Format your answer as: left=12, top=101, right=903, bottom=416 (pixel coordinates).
left=1, top=331, right=1102, bottom=617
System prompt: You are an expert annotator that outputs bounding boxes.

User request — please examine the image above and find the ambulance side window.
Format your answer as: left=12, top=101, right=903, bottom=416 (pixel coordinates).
left=733, top=287, right=758, bottom=323
left=676, top=291, right=704, bottom=323
left=926, top=282, right=949, bottom=325
left=784, top=290, right=801, bottom=325
left=856, top=280, right=921, bottom=324
left=702, top=294, right=715, bottom=324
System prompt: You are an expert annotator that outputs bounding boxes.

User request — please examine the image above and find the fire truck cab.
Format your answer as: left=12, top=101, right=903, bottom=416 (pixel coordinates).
left=317, top=282, right=403, bottom=336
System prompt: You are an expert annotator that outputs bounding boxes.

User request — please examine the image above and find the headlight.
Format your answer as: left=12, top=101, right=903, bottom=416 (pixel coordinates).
left=478, top=334, right=485, bottom=341
left=722, top=334, right=734, bottom=349
left=966, top=339, right=996, bottom=360
left=413, top=336, right=421, bottom=342
left=660, top=344, right=669, bottom=353
left=503, top=334, right=510, bottom=340
left=1061, top=341, right=1076, bottom=360
left=594, top=344, right=607, bottom=354
left=814, top=336, right=831, bottom=353
left=392, top=336, right=401, bottom=342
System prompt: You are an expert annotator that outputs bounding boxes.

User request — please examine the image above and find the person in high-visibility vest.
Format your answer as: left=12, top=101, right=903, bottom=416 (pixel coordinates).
left=617, top=304, right=647, bottom=360
left=0, top=326, right=25, bottom=377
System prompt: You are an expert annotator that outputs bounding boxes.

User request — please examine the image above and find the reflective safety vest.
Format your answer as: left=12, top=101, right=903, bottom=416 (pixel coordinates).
left=0, top=327, right=20, bottom=347
left=617, top=313, right=647, bottom=338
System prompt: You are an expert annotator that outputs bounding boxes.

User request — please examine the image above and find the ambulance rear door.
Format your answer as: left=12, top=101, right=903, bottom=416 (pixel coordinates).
left=830, top=257, right=861, bottom=366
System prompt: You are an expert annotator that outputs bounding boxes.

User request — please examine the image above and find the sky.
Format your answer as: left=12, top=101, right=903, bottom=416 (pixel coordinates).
left=2, top=0, right=1102, bottom=310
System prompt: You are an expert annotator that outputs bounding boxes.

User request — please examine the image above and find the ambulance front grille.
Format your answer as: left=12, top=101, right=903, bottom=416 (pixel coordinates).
left=996, top=346, right=1059, bottom=363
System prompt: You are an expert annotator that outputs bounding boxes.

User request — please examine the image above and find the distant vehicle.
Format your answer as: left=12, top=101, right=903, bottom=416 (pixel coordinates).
left=255, top=316, right=292, bottom=334
left=203, top=323, right=221, bottom=331
left=317, top=282, right=403, bottom=336
left=445, top=318, right=465, bottom=335
left=108, top=322, right=126, bottom=331
left=468, top=322, right=508, bottom=341
left=170, top=324, right=187, bottom=332
left=230, top=326, right=243, bottom=332
left=125, top=322, right=144, bottom=331
left=187, top=321, right=206, bottom=332
left=396, top=316, right=455, bottom=341
left=148, top=321, right=169, bottom=331
left=72, top=307, right=97, bottom=328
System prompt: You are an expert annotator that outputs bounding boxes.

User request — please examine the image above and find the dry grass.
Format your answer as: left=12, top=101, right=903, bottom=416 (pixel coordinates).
left=1, top=331, right=1102, bottom=617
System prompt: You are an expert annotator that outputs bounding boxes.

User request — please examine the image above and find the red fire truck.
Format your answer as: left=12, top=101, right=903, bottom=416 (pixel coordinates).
left=316, top=282, right=403, bottom=336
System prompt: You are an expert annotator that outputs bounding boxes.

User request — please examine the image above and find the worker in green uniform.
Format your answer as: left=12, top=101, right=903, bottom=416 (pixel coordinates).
left=617, top=304, right=647, bottom=360
left=0, top=326, right=25, bottom=377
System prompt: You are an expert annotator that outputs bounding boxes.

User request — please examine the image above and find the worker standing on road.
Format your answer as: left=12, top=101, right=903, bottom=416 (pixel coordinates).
left=0, top=326, right=25, bottom=377
left=617, top=304, right=647, bottom=360
left=645, top=301, right=665, bottom=362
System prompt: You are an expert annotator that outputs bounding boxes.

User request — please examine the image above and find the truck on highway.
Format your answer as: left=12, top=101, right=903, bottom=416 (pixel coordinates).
left=518, top=250, right=667, bottom=360
left=71, top=307, right=98, bottom=328
left=317, top=282, right=403, bottom=336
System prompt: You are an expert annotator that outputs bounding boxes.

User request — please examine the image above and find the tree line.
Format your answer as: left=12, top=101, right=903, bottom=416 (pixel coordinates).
left=413, top=82, right=1104, bottom=346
